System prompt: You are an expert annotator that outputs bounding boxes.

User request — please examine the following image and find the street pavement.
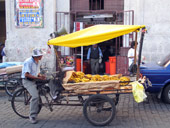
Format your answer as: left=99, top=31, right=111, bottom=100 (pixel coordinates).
left=1, top=89, right=170, bottom=128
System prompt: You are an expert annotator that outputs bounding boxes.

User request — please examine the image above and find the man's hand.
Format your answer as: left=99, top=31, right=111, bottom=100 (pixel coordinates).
left=38, top=75, right=46, bottom=80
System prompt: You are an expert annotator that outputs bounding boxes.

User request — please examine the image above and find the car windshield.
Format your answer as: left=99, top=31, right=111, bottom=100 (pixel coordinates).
left=157, top=53, right=170, bottom=67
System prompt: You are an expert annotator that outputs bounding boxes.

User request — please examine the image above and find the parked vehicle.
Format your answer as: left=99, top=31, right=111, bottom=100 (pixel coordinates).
left=140, top=53, right=170, bottom=103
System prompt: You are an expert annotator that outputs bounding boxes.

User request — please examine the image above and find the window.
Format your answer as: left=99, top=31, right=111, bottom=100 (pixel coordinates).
left=89, top=0, right=104, bottom=10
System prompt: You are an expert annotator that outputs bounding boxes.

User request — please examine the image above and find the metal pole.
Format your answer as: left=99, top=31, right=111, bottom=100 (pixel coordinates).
left=75, top=12, right=77, bottom=71
left=136, top=28, right=146, bottom=80
left=134, top=31, right=138, bottom=65
left=81, top=46, right=83, bottom=72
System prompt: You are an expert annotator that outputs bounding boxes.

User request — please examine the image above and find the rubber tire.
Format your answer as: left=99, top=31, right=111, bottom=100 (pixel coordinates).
left=162, top=85, right=170, bottom=104
left=83, top=94, right=116, bottom=126
left=5, top=78, right=22, bottom=97
left=11, top=87, right=42, bottom=118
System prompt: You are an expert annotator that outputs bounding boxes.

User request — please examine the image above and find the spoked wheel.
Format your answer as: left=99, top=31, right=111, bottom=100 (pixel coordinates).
left=11, top=87, right=42, bottom=118
left=5, top=78, right=22, bottom=97
left=83, top=94, right=116, bottom=126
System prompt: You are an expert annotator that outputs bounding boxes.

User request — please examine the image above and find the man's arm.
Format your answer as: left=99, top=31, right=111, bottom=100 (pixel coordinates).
left=87, top=48, right=91, bottom=63
left=87, top=48, right=91, bottom=60
left=25, top=72, right=45, bottom=80
left=98, top=47, right=103, bottom=57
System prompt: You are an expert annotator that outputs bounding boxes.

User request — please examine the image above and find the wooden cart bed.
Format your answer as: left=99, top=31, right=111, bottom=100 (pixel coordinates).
left=62, top=80, right=132, bottom=95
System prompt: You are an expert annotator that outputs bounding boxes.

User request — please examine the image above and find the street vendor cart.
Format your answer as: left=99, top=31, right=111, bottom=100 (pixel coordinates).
left=11, top=25, right=149, bottom=126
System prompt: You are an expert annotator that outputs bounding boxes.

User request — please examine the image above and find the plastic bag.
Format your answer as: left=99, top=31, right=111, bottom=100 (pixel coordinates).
left=130, top=81, right=147, bottom=103
left=99, top=56, right=102, bottom=64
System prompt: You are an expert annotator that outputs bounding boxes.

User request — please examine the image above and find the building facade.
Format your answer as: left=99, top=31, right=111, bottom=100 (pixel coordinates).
left=3, top=0, right=170, bottom=71
left=5, top=0, right=57, bottom=71
left=125, top=0, right=170, bottom=63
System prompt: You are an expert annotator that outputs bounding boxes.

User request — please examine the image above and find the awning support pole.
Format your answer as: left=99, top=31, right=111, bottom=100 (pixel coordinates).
left=136, top=28, right=146, bottom=80
left=81, top=46, right=83, bottom=72
left=134, top=31, right=138, bottom=65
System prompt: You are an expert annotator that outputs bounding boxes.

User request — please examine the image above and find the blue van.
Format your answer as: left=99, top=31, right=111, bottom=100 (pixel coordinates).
left=140, top=54, right=170, bottom=103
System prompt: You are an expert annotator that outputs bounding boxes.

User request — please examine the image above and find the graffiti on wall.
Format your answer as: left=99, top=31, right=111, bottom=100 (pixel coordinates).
left=14, top=0, right=44, bottom=28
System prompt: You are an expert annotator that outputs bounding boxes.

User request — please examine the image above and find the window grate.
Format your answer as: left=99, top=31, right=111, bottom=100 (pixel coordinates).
left=89, top=0, right=104, bottom=10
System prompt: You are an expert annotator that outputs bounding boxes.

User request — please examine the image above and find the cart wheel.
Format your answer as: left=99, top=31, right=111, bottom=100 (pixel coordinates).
left=83, top=94, right=116, bottom=126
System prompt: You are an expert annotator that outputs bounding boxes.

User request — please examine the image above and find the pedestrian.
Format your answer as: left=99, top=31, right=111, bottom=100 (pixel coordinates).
left=87, top=44, right=103, bottom=75
left=21, top=48, right=46, bottom=124
left=0, top=43, right=6, bottom=62
left=128, top=41, right=137, bottom=76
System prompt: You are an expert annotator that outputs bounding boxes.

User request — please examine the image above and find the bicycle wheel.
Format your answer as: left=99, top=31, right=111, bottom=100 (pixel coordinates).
left=83, top=94, right=116, bottom=126
left=5, top=78, right=22, bottom=97
left=11, top=87, right=42, bottom=118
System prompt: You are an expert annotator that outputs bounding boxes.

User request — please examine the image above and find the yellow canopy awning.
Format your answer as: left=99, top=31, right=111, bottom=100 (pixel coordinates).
left=48, top=24, right=145, bottom=48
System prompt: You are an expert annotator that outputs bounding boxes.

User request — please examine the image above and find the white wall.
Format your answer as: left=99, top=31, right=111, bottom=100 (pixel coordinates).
left=125, top=0, right=170, bottom=63
left=5, top=0, right=56, bottom=71
left=56, top=0, right=70, bottom=12
left=56, top=0, right=70, bottom=55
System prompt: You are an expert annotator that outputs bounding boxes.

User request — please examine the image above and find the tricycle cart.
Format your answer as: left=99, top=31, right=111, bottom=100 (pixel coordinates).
left=0, top=65, right=22, bottom=96
left=11, top=25, right=148, bottom=126
left=11, top=77, right=149, bottom=126
left=0, top=71, right=22, bottom=96
left=4, top=72, right=22, bottom=96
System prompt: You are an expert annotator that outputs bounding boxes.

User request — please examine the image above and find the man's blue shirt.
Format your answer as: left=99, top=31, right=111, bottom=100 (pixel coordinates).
left=21, top=57, right=40, bottom=78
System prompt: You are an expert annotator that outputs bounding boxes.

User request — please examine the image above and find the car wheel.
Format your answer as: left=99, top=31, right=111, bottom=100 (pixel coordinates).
left=162, top=85, right=170, bottom=104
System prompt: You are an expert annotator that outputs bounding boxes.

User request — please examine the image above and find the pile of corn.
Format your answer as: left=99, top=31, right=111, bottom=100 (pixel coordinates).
left=68, top=71, right=130, bottom=85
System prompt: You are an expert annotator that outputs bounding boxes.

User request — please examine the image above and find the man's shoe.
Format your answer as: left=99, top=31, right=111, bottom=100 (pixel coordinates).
left=29, top=117, right=38, bottom=124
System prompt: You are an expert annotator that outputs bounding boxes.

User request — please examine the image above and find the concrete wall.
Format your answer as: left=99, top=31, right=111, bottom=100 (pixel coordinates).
left=57, top=0, right=70, bottom=12
left=56, top=0, right=70, bottom=32
left=56, top=0, right=70, bottom=56
left=5, top=0, right=56, bottom=71
left=125, top=0, right=170, bottom=63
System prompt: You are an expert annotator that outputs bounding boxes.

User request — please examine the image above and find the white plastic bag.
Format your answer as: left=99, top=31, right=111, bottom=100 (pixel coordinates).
left=99, top=56, right=102, bottom=64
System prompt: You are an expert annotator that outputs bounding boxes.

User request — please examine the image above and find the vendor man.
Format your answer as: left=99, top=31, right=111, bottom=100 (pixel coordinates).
left=87, top=44, right=103, bottom=75
left=21, top=48, right=46, bottom=124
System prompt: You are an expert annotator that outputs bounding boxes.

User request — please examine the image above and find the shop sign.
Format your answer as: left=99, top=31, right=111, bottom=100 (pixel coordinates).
left=14, top=0, right=44, bottom=28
